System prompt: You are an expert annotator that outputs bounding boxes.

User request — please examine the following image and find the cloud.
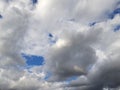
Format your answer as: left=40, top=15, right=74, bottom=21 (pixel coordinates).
left=34, top=0, right=119, bottom=24
left=62, top=15, right=120, bottom=90
left=44, top=25, right=101, bottom=81
left=1, top=0, right=120, bottom=90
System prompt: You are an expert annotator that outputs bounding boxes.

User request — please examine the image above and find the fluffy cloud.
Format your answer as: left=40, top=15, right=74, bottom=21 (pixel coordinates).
left=44, top=24, right=101, bottom=81
left=62, top=15, right=120, bottom=90
left=1, top=0, right=120, bottom=90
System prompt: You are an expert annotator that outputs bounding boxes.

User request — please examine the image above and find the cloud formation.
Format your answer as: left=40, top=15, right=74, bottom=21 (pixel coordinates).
left=0, top=0, right=120, bottom=90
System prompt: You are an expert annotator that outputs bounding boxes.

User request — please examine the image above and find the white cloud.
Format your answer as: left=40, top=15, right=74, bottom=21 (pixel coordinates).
left=0, top=0, right=120, bottom=90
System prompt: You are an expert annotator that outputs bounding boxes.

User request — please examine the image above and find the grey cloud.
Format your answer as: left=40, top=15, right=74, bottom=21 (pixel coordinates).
left=0, top=5, right=30, bottom=66
left=35, top=0, right=119, bottom=25
left=45, top=28, right=101, bottom=81
left=1, top=0, right=120, bottom=90
left=58, top=13, right=120, bottom=90
left=0, top=0, right=32, bottom=89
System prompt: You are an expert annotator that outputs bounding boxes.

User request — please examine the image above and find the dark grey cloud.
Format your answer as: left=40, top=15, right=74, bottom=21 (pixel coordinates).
left=45, top=29, right=101, bottom=81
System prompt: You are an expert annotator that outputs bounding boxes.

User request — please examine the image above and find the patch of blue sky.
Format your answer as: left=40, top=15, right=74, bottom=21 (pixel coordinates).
left=86, top=64, right=95, bottom=72
left=66, top=76, right=78, bottom=83
left=108, top=8, right=120, bottom=19
left=114, top=25, right=120, bottom=32
left=89, top=22, right=96, bottom=26
left=44, top=72, right=52, bottom=80
left=48, top=33, right=57, bottom=44
left=32, top=0, right=38, bottom=4
left=48, top=33, right=53, bottom=38
left=0, top=15, right=3, bottom=19
left=22, top=54, right=44, bottom=66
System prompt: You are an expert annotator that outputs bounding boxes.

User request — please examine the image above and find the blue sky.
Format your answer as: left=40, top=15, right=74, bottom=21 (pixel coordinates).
left=32, top=0, right=38, bottom=4
left=48, top=33, right=53, bottom=38
left=114, top=25, right=120, bottom=32
left=0, top=14, right=2, bottom=18
left=109, top=8, right=120, bottom=19
left=22, top=54, right=44, bottom=66
left=89, top=22, right=96, bottom=26
left=48, top=33, right=57, bottom=44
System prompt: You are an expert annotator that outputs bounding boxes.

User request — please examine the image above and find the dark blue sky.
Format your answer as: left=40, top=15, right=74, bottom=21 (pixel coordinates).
left=22, top=54, right=44, bottom=66
left=109, top=8, right=120, bottom=19
left=32, top=0, right=38, bottom=4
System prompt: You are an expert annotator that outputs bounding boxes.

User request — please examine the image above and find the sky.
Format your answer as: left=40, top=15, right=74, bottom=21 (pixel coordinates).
left=1, top=0, right=120, bottom=90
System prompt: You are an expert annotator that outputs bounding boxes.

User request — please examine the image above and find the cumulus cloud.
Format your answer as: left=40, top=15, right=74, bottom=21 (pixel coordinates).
left=44, top=25, right=101, bottom=81
left=1, top=0, right=120, bottom=90
left=62, top=15, right=120, bottom=90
